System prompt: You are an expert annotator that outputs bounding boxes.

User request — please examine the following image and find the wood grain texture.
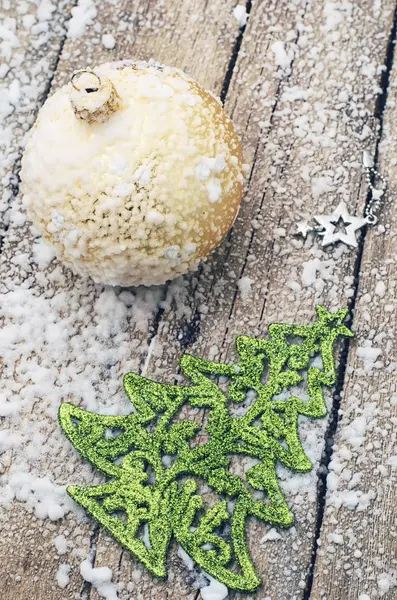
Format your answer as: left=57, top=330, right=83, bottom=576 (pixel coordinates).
left=310, top=42, right=397, bottom=600
left=0, top=3, right=76, bottom=598
left=0, top=1, right=244, bottom=600
left=0, top=0, right=73, bottom=242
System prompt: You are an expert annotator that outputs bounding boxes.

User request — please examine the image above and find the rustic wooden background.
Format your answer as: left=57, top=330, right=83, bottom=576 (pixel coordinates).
left=0, top=1, right=396, bottom=599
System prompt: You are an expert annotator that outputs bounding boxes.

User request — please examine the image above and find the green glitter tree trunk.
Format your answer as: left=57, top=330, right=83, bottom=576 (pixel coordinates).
left=59, top=306, right=352, bottom=591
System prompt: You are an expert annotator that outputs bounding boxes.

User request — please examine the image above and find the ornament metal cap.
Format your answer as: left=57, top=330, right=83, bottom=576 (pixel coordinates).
left=70, top=69, right=121, bottom=123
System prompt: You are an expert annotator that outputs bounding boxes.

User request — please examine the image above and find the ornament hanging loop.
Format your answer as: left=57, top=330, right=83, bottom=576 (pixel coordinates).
left=71, top=70, right=102, bottom=93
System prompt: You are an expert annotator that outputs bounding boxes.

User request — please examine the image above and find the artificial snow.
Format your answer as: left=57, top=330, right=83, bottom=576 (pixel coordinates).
left=56, top=563, right=71, bottom=589
left=54, top=534, right=69, bottom=554
left=271, top=41, right=294, bottom=71
left=356, top=345, right=382, bottom=365
left=377, top=572, right=396, bottom=596
left=207, top=178, right=222, bottom=203
left=32, top=239, right=56, bottom=268
left=327, top=532, right=344, bottom=545
left=178, top=545, right=194, bottom=570
left=1, top=473, right=73, bottom=520
left=102, top=33, right=116, bottom=49
left=67, top=0, right=97, bottom=39
left=321, top=2, right=353, bottom=33
left=237, top=276, right=254, bottom=300
left=80, top=559, right=118, bottom=600
left=1, top=0, right=396, bottom=597
left=200, top=576, right=229, bottom=600
left=301, top=258, right=334, bottom=288
left=387, top=455, right=397, bottom=468
left=233, top=5, right=248, bottom=27
left=261, top=528, right=282, bottom=542
left=374, top=280, right=386, bottom=297
left=0, top=279, right=168, bottom=523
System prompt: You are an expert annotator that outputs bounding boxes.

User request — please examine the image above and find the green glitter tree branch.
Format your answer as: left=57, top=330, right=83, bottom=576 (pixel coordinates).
left=59, top=306, right=352, bottom=591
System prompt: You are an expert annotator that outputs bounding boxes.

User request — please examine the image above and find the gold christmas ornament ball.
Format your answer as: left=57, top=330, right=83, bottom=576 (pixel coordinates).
left=21, top=60, right=244, bottom=287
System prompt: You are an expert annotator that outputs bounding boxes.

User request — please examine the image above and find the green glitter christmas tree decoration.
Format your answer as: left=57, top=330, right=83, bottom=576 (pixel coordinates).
left=59, top=306, right=352, bottom=592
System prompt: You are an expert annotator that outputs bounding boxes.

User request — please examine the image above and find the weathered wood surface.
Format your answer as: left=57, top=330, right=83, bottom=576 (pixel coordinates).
left=310, top=42, right=397, bottom=600
left=0, top=0, right=74, bottom=242
left=1, top=1, right=397, bottom=600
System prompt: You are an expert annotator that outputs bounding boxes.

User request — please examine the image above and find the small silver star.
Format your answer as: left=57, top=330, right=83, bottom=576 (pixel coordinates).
left=295, top=219, right=313, bottom=238
left=313, top=201, right=367, bottom=248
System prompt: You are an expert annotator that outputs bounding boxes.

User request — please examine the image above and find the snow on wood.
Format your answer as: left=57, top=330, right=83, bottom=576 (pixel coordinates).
left=0, top=0, right=74, bottom=242
left=311, top=35, right=397, bottom=600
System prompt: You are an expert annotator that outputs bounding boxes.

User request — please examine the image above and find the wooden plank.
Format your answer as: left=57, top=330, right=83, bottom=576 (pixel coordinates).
left=0, top=0, right=73, bottom=241
left=0, top=1, right=246, bottom=600
left=310, top=37, right=397, bottom=600
left=103, top=1, right=397, bottom=599
left=52, top=0, right=241, bottom=92
left=0, top=3, right=74, bottom=600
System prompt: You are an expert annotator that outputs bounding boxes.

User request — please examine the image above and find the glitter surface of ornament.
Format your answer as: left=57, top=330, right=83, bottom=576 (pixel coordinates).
left=59, top=306, right=352, bottom=591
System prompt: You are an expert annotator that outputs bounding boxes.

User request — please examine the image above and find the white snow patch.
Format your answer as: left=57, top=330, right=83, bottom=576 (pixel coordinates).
left=237, top=276, right=254, bottom=301
left=271, top=41, right=294, bottom=71
left=387, top=455, right=397, bottom=469
left=356, top=345, right=382, bottom=364
left=1, top=473, right=74, bottom=520
left=321, top=2, right=353, bottom=33
left=207, top=178, right=222, bottom=203
left=373, top=0, right=382, bottom=17
left=68, top=0, right=97, bottom=39
left=200, top=576, right=228, bottom=600
left=261, top=527, right=282, bottom=542
left=178, top=545, right=194, bottom=570
left=102, top=34, right=116, bottom=49
left=80, top=559, right=118, bottom=600
left=301, top=258, right=334, bottom=288
left=54, top=534, right=69, bottom=555
left=233, top=5, right=248, bottom=27
left=327, top=532, right=344, bottom=545
left=32, top=240, right=56, bottom=268
left=377, top=572, right=396, bottom=596
left=56, top=563, right=71, bottom=589
left=311, top=176, right=335, bottom=197
left=374, top=280, right=386, bottom=297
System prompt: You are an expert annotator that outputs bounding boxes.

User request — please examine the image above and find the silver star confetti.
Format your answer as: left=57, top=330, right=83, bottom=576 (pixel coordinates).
left=295, top=220, right=312, bottom=238
left=313, top=201, right=367, bottom=248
